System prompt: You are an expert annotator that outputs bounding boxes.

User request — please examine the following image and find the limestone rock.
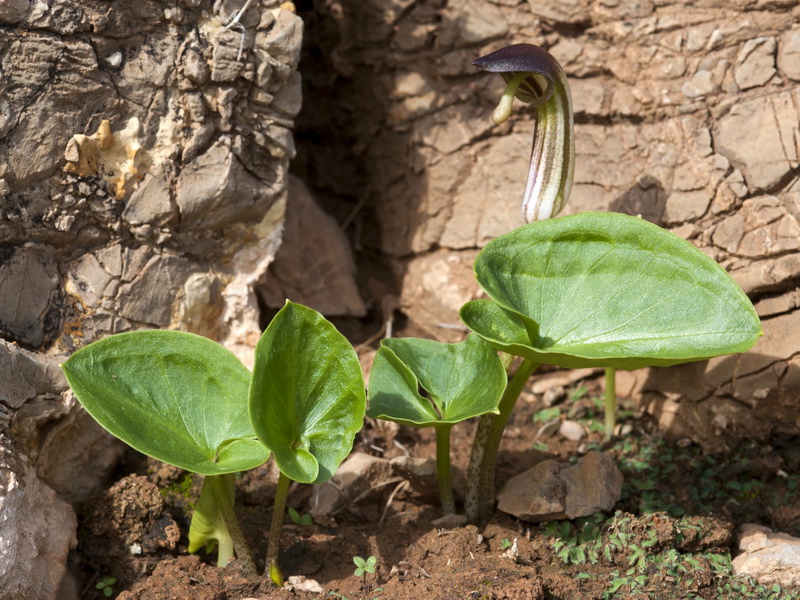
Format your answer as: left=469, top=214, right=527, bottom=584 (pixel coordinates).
left=715, top=91, right=800, bottom=192
left=259, top=176, right=366, bottom=317
left=735, top=37, right=776, bottom=90
left=0, top=0, right=29, bottom=24
left=559, top=420, right=586, bottom=442
left=497, top=451, right=623, bottom=522
left=0, top=244, right=59, bottom=347
left=0, top=437, right=76, bottom=600
left=777, top=29, right=800, bottom=81
left=732, top=524, right=800, bottom=589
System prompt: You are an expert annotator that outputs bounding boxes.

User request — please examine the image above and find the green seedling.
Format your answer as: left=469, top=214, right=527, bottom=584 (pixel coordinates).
left=459, top=43, right=762, bottom=523
left=62, top=300, right=365, bottom=586
left=353, top=555, right=377, bottom=595
left=95, top=576, right=117, bottom=598
left=367, top=335, right=506, bottom=514
left=249, top=302, right=366, bottom=585
left=287, top=507, right=313, bottom=526
left=62, top=330, right=269, bottom=575
left=499, top=538, right=513, bottom=550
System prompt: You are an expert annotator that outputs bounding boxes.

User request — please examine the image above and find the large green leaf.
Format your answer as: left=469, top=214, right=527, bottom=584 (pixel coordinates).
left=367, top=335, right=506, bottom=427
left=249, top=301, right=366, bottom=485
left=462, top=212, right=762, bottom=369
left=62, top=331, right=269, bottom=475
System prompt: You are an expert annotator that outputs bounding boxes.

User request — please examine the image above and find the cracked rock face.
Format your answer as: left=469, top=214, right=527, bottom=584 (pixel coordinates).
left=0, top=1, right=302, bottom=598
left=297, top=0, right=800, bottom=451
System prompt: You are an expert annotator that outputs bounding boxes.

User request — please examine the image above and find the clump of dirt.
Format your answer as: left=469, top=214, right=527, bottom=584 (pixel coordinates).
left=71, top=378, right=800, bottom=599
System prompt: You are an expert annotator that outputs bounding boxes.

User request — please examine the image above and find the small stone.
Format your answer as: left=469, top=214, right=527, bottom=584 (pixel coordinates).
left=559, top=420, right=585, bottom=441
left=732, top=524, right=800, bottom=589
left=497, top=451, right=623, bottom=522
left=105, top=51, right=122, bottom=68
left=542, top=386, right=566, bottom=407
left=285, top=576, right=324, bottom=594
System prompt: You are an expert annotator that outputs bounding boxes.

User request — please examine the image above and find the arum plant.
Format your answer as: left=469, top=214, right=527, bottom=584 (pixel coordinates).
left=249, top=302, right=365, bottom=585
left=62, top=330, right=269, bottom=576
left=460, top=212, right=763, bottom=522
left=461, top=43, right=762, bottom=523
left=366, top=335, right=507, bottom=514
left=62, top=301, right=366, bottom=586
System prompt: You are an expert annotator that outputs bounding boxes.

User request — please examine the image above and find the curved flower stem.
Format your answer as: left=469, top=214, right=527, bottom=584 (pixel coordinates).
left=434, top=423, right=456, bottom=515
left=465, top=358, right=539, bottom=523
left=265, top=471, right=291, bottom=585
left=604, top=367, right=617, bottom=441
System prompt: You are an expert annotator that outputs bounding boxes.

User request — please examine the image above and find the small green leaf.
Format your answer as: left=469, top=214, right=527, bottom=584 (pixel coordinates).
left=367, top=334, right=506, bottom=427
left=249, top=302, right=366, bottom=485
left=62, top=331, right=269, bottom=475
left=462, top=212, right=762, bottom=369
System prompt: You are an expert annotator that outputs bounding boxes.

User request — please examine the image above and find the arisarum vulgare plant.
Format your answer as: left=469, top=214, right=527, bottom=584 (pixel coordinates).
left=366, top=334, right=507, bottom=514
left=473, top=43, right=574, bottom=223
left=62, top=300, right=366, bottom=586
left=460, top=43, right=763, bottom=524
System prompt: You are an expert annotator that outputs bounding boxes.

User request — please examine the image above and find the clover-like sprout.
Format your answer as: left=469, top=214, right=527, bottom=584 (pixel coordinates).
left=473, top=44, right=575, bottom=223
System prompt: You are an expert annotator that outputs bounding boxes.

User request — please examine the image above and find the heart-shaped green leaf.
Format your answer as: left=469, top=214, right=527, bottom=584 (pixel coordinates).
left=62, top=331, right=269, bottom=475
left=462, top=212, right=762, bottom=369
left=249, top=301, right=366, bottom=485
left=367, top=334, right=506, bottom=427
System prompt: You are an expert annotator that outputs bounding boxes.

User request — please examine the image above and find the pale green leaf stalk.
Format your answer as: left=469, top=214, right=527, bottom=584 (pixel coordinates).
left=188, top=473, right=257, bottom=576
left=473, top=43, right=575, bottom=223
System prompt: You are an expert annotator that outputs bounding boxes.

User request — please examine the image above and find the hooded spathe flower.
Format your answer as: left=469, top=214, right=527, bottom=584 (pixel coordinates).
left=473, top=44, right=575, bottom=223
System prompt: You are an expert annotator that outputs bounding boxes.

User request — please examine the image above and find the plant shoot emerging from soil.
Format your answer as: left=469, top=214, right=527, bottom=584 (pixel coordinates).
left=62, top=301, right=365, bottom=586
left=367, top=335, right=506, bottom=514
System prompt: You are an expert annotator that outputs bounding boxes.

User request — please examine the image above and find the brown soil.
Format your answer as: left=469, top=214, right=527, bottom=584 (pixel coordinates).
left=71, top=373, right=800, bottom=600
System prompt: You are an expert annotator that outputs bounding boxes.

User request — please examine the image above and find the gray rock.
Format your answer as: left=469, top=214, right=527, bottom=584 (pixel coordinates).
left=732, top=524, right=800, bottom=589
left=0, top=438, right=77, bottom=600
left=258, top=8, right=303, bottom=69
left=735, top=37, right=776, bottom=90
left=259, top=176, right=366, bottom=317
left=497, top=451, right=623, bottom=522
left=0, top=244, right=59, bottom=347
left=0, top=340, right=66, bottom=411
left=0, top=0, right=29, bottom=24
left=123, top=171, right=174, bottom=226
left=117, top=255, right=196, bottom=326
left=175, top=141, right=276, bottom=230
left=777, top=30, right=800, bottom=81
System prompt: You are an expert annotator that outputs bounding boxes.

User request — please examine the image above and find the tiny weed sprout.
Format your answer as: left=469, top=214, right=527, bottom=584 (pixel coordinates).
left=367, top=334, right=506, bottom=514
left=249, top=301, right=366, bottom=585
left=460, top=43, right=763, bottom=523
left=62, top=300, right=365, bottom=586
left=95, top=576, right=117, bottom=598
left=353, top=555, right=377, bottom=595
left=288, top=506, right=313, bottom=526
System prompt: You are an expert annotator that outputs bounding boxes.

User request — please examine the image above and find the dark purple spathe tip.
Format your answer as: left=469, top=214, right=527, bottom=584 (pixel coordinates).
left=472, top=43, right=560, bottom=76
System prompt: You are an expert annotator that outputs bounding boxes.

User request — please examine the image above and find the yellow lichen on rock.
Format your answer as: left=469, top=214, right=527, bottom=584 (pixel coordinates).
left=63, top=118, right=150, bottom=199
